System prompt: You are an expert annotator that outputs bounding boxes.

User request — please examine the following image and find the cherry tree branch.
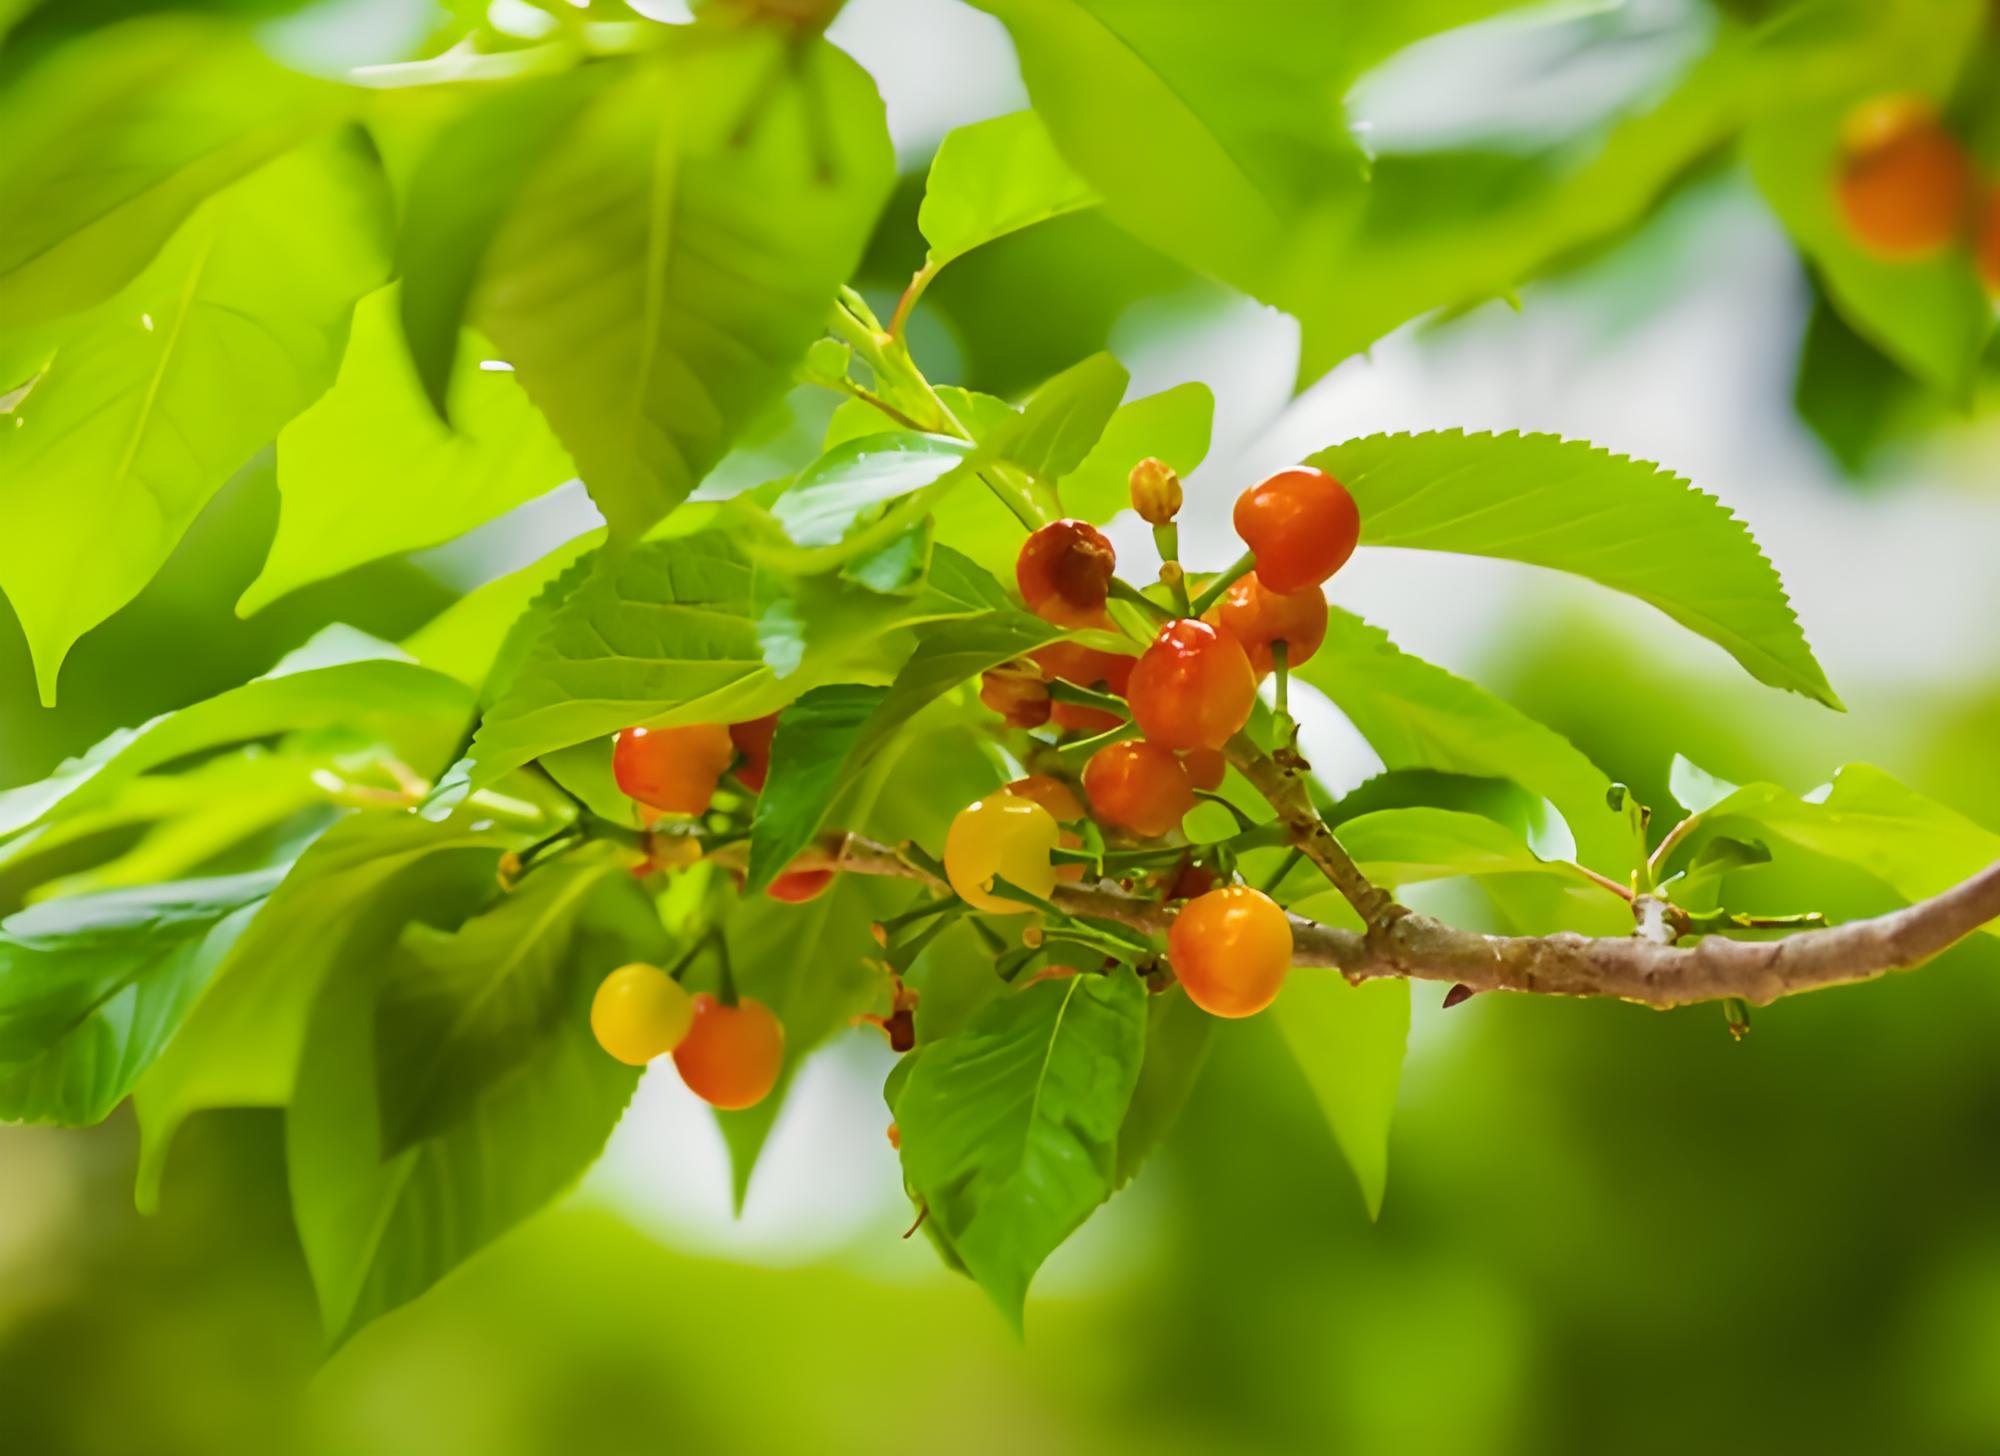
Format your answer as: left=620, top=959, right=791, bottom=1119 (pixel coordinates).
left=824, top=830, right=2000, bottom=1010
left=1224, top=732, right=1404, bottom=929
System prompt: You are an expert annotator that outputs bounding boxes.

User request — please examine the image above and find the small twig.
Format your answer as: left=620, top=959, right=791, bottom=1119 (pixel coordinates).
left=887, top=260, right=939, bottom=340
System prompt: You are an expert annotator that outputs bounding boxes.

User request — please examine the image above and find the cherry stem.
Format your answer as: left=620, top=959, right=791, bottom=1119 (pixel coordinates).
left=1046, top=679, right=1131, bottom=717
left=1107, top=577, right=1173, bottom=624
left=1189, top=552, right=1255, bottom=617
left=1271, top=640, right=1291, bottom=726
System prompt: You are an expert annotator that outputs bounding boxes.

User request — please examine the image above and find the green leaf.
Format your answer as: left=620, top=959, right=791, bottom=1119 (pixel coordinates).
left=918, top=109, right=1099, bottom=268
left=239, top=286, right=574, bottom=615
left=467, top=533, right=767, bottom=784
left=745, top=607, right=1065, bottom=891
left=895, top=968, right=1147, bottom=1326
left=0, top=17, right=348, bottom=326
left=394, top=64, right=610, bottom=418
left=374, top=856, right=666, bottom=1156
left=1111, top=985, right=1213, bottom=1192
left=1743, top=9, right=1991, bottom=396
left=1272, top=972, right=1410, bottom=1220
left=1696, top=763, right=2000, bottom=933
left=468, top=533, right=1007, bottom=787
left=472, top=31, right=894, bottom=536
left=1316, top=431, right=1839, bottom=709
left=1668, top=753, right=1739, bottom=816
left=132, top=812, right=518, bottom=1211
left=1335, top=807, right=1579, bottom=890
left=968, top=0, right=1369, bottom=379
left=1055, top=380, right=1212, bottom=522
left=1293, top=609, right=1633, bottom=873
left=288, top=867, right=643, bottom=1346
left=0, top=137, right=391, bottom=702
left=0, top=868, right=282, bottom=1125
left=927, top=381, right=1212, bottom=578
left=745, top=685, right=887, bottom=891
left=770, top=432, right=975, bottom=551
left=402, top=534, right=602, bottom=691
left=0, top=627, right=471, bottom=843
left=1008, top=351, right=1128, bottom=483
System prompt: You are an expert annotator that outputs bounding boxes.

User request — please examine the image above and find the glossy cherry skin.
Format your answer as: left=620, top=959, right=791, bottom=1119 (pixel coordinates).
left=728, top=713, right=780, bottom=793
left=591, top=963, right=694, bottom=1066
left=1180, top=747, right=1228, bottom=792
left=1083, top=740, right=1196, bottom=839
left=944, top=795, right=1060, bottom=914
left=1168, top=886, right=1292, bottom=1018
left=1016, top=519, right=1116, bottom=626
left=1232, top=466, right=1361, bottom=593
left=1126, top=619, right=1257, bottom=751
left=673, top=994, right=785, bottom=1109
left=613, top=724, right=735, bottom=815
left=1835, top=96, right=1973, bottom=259
left=1209, top=571, right=1328, bottom=677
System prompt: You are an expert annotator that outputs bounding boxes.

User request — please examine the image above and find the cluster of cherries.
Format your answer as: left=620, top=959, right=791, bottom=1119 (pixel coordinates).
left=584, top=457, right=1361, bottom=1098
left=1834, top=92, right=2000, bottom=289
left=584, top=715, right=805, bottom=1109
left=953, top=458, right=1361, bottom=1020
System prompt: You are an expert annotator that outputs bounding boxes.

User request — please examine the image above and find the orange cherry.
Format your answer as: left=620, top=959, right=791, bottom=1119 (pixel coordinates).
left=613, top=724, right=734, bottom=815
left=673, top=994, right=785, bottom=1109
left=1168, top=886, right=1292, bottom=1018
left=1180, top=747, right=1227, bottom=791
left=1208, top=571, right=1328, bottom=677
left=1083, top=740, right=1195, bottom=839
left=1834, top=95, right=1974, bottom=259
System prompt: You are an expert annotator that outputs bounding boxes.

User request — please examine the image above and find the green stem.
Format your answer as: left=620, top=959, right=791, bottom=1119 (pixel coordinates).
left=1272, top=640, right=1291, bottom=724
left=1108, top=578, right=1174, bottom=624
left=888, top=259, right=940, bottom=340
left=1046, top=679, right=1131, bottom=718
left=1189, top=552, right=1256, bottom=617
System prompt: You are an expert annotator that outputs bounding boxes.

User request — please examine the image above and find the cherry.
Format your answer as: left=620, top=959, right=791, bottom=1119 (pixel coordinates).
left=1083, top=740, right=1195, bottom=839
left=728, top=713, right=780, bottom=793
left=1016, top=518, right=1116, bottom=626
left=1181, top=747, right=1227, bottom=792
left=1168, top=885, right=1292, bottom=1018
left=944, top=794, right=1059, bottom=914
left=1006, top=773, right=1088, bottom=882
left=1126, top=619, right=1256, bottom=751
left=979, top=663, right=1052, bottom=728
left=673, top=993, right=785, bottom=1109
left=1165, top=861, right=1218, bottom=900
left=1209, top=571, right=1328, bottom=677
left=591, top=963, right=694, bottom=1066
left=767, top=866, right=836, bottom=902
left=1835, top=95, right=1973, bottom=259
left=613, top=723, right=734, bottom=815
left=1232, top=466, right=1360, bottom=594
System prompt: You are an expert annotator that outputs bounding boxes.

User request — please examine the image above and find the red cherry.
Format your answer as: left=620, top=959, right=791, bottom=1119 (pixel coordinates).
left=1126, top=619, right=1256, bottom=752
left=1016, top=519, right=1116, bottom=626
left=1232, top=466, right=1360, bottom=594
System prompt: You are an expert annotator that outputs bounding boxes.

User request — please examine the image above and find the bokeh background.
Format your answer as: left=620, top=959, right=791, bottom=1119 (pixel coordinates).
left=4, top=1, right=2000, bottom=1452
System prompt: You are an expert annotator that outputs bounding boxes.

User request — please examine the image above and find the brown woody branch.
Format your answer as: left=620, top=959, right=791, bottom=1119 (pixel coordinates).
left=828, top=830, right=2000, bottom=1010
